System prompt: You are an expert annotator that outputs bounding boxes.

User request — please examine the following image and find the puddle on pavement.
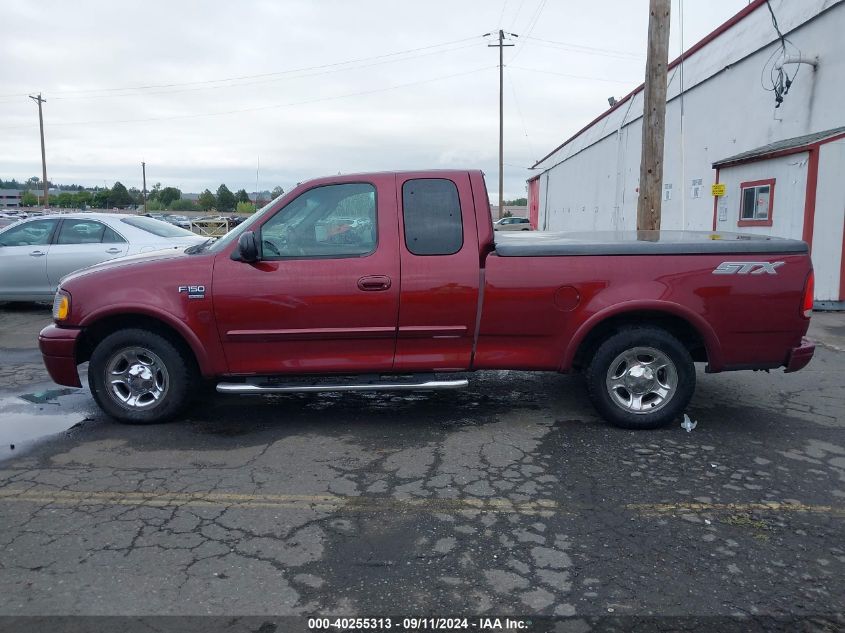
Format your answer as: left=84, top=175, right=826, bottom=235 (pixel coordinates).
left=0, top=391, right=88, bottom=460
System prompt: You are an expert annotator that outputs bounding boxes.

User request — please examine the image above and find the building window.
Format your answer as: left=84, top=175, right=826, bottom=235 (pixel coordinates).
left=738, top=179, right=775, bottom=227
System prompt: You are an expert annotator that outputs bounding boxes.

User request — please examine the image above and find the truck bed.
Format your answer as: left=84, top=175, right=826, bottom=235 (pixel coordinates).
left=494, top=230, right=808, bottom=256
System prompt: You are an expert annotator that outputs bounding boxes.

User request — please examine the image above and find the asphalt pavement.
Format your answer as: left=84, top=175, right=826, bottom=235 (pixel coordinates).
left=0, top=304, right=843, bottom=630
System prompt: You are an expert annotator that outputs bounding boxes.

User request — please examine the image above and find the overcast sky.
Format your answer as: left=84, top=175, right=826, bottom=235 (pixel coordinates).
left=0, top=0, right=748, bottom=199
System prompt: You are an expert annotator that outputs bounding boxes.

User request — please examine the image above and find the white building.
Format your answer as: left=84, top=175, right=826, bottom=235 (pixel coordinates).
left=528, top=0, right=845, bottom=307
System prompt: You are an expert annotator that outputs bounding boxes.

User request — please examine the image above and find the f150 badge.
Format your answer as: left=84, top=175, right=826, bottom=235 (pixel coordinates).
left=712, top=261, right=784, bottom=275
left=178, top=285, right=206, bottom=299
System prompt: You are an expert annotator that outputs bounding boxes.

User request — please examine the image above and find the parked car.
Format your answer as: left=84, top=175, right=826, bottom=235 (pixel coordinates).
left=39, top=170, right=814, bottom=430
left=164, top=214, right=192, bottom=229
left=494, top=216, right=532, bottom=231
left=0, top=213, right=206, bottom=301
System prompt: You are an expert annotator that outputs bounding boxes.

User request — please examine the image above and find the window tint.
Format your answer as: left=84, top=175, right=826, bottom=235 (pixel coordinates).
left=260, top=183, right=376, bottom=259
left=103, top=226, right=127, bottom=243
left=121, top=216, right=196, bottom=238
left=402, top=178, right=463, bottom=255
left=57, top=220, right=107, bottom=244
left=0, top=219, right=57, bottom=247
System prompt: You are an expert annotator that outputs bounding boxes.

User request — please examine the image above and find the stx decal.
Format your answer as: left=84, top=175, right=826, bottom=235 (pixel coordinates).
left=712, top=261, right=785, bottom=275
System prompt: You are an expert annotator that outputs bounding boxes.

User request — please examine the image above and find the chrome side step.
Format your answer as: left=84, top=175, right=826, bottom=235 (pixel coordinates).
left=216, top=375, right=468, bottom=395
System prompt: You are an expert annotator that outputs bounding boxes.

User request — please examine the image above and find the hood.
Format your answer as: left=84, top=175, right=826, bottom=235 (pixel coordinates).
left=60, top=246, right=204, bottom=285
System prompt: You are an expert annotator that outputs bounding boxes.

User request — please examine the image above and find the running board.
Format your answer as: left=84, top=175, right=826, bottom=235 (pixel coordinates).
left=216, top=375, right=468, bottom=394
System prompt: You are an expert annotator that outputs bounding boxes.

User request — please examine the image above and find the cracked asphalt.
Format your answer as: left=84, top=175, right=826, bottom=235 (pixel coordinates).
left=0, top=303, right=843, bottom=626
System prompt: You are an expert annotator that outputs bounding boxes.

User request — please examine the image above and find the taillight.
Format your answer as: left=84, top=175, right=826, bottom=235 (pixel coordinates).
left=802, top=270, right=814, bottom=318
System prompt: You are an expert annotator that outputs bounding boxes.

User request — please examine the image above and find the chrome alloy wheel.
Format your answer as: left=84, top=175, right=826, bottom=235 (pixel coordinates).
left=105, top=346, right=170, bottom=410
left=604, top=346, right=678, bottom=414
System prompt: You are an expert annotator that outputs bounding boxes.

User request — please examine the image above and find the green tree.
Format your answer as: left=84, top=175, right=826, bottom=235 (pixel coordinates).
left=236, top=201, right=256, bottom=214
left=159, top=187, right=182, bottom=207
left=235, top=189, right=250, bottom=204
left=20, top=191, right=37, bottom=207
left=57, top=192, right=75, bottom=208
left=168, top=198, right=196, bottom=211
left=197, top=189, right=216, bottom=211
left=503, top=197, right=528, bottom=206
left=271, top=186, right=284, bottom=198
left=93, top=189, right=111, bottom=208
left=148, top=182, right=162, bottom=201
left=145, top=199, right=164, bottom=211
left=216, top=184, right=235, bottom=211
left=74, top=190, right=92, bottom=208
left=110, top=181, right=133, bottom=207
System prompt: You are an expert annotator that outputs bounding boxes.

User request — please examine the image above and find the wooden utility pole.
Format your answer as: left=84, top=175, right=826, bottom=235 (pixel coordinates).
left=29, top=94, right=48, bottom=208
left=488, top=30, right=516, bottom=218
left=141, top=161, right=147, bottom=214
left=636, top=0, right=671, bottom=231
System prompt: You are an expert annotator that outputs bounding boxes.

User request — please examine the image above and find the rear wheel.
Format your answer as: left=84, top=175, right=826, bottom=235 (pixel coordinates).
left=585, top=327, right=695, bottom=429
left=88, top=328, right=197, bottom=424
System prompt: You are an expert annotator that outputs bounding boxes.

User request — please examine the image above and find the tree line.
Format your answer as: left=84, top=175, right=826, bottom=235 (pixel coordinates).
left=13, top=178, right=284, bottom=214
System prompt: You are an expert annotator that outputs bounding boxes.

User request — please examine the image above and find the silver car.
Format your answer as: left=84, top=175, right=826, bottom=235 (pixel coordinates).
left=0, top=213, right=206, bottom=301
left=493, top=216, right=532, bottom=231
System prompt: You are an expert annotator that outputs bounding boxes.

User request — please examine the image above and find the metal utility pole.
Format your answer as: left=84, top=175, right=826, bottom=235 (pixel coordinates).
left=487, top=30, right=517, bottom=218
left=141, top=162, right=147, bottom=214
left=636, top=0, right=671, bottom=231
left=29, top=94, right=48, bottom=208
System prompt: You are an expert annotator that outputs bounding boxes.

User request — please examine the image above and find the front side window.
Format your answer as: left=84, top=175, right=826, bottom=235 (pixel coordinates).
left=402, top=178, right=463, bottom=255
left=739, top=179, right=774, bottom=225
left=0, top=219, right=58, bottom=247
left=259, top=183, right=376, bottom=259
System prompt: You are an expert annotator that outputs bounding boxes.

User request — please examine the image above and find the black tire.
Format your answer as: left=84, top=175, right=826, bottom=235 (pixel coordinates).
left=88, top=328, right=197, bottom=424
left=585, top=327, right=695, bottom=430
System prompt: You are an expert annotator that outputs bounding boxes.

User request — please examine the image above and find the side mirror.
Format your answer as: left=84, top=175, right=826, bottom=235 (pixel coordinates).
left=236, top=231, right=260, bottom=263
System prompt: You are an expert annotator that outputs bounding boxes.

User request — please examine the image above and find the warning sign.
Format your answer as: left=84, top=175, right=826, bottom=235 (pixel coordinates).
left=711, top=183, right=726, bottom=197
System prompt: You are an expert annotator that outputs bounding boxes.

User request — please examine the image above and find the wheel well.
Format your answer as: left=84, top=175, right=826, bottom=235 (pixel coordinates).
left=572, top=311, right=708, bottom=371
left=76, top=314, right=199, bottom=372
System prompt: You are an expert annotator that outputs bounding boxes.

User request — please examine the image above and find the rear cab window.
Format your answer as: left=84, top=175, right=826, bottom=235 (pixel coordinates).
left=401, top=178, right=463, bottom=255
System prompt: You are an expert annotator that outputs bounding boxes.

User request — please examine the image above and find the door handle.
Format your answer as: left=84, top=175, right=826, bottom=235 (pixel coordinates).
left=106, top=248, right=122, bottom=254
left=29, top=250, right=46, bottom=257
left=357, top=275, right=392, bottom=291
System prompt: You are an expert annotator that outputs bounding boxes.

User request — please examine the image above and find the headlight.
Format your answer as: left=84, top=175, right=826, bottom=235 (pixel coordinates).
left=52, top=290, right=71, bottom=322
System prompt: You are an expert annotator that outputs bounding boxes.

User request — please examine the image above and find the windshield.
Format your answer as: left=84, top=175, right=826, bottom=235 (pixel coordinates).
left=207, top=194, right=284, bottom=252
left=121, top=216, right=196, bottom=238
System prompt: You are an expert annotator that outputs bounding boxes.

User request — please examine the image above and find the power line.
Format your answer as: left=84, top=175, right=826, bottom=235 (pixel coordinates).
left=0, top=36, right=483, bottom=100
left=522, top=36, right=644, bottom=60
left=35, top=42, right=483, bottom=102
left=510, top=0, right=548, bottom=62
left=1, top=66, right=494, bottom=131
left=509, top=65, right=638, bottom=84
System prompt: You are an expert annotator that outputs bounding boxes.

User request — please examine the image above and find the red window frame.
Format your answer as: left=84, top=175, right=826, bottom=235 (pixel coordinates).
left=737, top=178, right=775, bottom=227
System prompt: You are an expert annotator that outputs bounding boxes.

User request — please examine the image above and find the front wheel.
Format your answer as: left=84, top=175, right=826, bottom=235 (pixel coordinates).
left=585, top=327, right=695, bottom=430
left=88, top=328, right=197, bottom=424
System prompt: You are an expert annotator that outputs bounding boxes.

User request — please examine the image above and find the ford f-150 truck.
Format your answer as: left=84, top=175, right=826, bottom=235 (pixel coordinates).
left=38, top=170, right=815, bottom=429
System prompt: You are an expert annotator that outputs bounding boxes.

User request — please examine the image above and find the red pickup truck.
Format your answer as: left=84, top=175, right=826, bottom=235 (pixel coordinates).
left=38, top=170, right=815, bottom=429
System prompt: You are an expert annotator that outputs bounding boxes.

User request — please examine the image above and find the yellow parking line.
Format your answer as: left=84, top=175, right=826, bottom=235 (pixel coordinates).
left=0, top=488, right=561, bottom=515
left=627, top=501, right=845, bottom=516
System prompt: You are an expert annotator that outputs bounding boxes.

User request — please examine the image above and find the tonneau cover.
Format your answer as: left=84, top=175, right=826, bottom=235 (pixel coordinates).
left=494, top=230, right=808, bottom=256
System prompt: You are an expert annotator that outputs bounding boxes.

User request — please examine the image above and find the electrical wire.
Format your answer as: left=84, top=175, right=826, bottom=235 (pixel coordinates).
left=0, top=35, right=483, bottom=101
left=505, top=67, right=536, bottom=162
left=761, top=0, right=801, bottom=108
left=522, top=36, right=643, bottom=60
left=509, top=0, right=548, bottom=62
left=509, top=65, right=637, bottom=85
left=0, top=66, right=494, bottom=131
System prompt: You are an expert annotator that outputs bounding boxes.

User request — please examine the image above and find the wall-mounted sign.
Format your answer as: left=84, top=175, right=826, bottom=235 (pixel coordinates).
left=711, top=183, right=726, bottom=196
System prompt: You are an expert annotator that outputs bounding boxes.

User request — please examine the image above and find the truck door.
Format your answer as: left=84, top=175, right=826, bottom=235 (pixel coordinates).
left=395, top=173, right=480, bottom=371
left=212, top=176, right=400, bottom=375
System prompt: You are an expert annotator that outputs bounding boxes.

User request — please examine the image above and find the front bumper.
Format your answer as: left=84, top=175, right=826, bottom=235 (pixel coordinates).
left=38, top=324, right=82, bottom=387
left=784, top=337, right=815, bottom=373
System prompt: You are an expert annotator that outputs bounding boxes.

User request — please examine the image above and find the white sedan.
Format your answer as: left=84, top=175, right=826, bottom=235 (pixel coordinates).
left=0, top=213, right=206, bottom=301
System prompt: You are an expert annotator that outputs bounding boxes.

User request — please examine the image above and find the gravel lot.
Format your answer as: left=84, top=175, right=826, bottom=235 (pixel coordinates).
left=0, top=303, right=843, bottom=630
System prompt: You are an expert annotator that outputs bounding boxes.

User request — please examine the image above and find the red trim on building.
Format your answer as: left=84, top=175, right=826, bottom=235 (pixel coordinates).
left=737, top=178, right=776, bottom=227
left=711, top=168, right=720, bottom=231
left=802, top=149, right=820, bottom=249
left=715, top=132, right=845, bottom=169
left=840, top=218, right=845, bottom=302
left=531, top=0, right=769, bottom=169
